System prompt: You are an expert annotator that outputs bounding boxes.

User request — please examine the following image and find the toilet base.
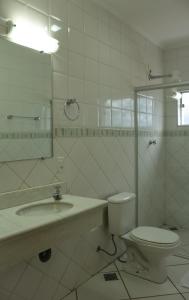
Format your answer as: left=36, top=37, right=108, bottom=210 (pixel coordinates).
left=121, top=259, right=167, bottom=284
left=121, top=245, right=168, bottom=284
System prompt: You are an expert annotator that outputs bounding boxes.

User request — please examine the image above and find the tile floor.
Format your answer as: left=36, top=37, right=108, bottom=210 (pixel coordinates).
left=63, top=254, right=189, bottom=300
left=63, top=229, right=189, bottom=300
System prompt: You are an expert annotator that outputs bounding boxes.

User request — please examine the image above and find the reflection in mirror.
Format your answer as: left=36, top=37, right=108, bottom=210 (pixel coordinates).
left=0, top=38, right=53, bottom=162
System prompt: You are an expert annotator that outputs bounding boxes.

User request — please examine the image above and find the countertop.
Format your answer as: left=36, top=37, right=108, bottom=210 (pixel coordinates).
left=0, top=195, right=107, bottom=243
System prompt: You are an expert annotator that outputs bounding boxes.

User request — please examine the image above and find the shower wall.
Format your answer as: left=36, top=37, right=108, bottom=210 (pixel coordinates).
left=164, top=45, right=189, bottom=227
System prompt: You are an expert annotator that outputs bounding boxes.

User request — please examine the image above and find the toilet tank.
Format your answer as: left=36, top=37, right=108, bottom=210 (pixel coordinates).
left=108, top=192, right=136, bottom=236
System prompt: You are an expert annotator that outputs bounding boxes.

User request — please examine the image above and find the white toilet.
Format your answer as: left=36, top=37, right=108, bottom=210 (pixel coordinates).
left=108, top=192, right=180, bottom=283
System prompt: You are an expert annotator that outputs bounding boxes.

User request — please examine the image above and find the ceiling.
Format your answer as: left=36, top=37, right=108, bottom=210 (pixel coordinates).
left=93, top=0, right=189, bottom=49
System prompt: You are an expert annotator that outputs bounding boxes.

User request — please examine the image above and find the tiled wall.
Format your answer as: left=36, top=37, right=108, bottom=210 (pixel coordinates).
left=0, top=0, right=163, bottom=298
left=164, top=45, right=189, bottom=228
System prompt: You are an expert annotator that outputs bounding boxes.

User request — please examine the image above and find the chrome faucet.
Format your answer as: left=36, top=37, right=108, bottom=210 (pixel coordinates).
left=53, top=185, right=62, bottom=201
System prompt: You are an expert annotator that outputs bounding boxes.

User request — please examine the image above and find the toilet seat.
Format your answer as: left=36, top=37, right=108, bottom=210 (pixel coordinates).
left=122, top=226, right=180, bottom=248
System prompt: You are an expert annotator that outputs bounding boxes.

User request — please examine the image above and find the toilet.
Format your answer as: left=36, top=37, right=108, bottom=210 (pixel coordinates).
left=108, top=192, right=180, bottom=283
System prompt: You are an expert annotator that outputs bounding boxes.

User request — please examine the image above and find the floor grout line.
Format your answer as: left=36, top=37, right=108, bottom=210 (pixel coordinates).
left=168, top=275, right=186, bottom=299
left=167, top=262, right=189, bottom=267
left=114, top=260, right=132, bottom=300
left=130, top=293, right=186, bottom=299
left=75, top=289, right=78, bottom=300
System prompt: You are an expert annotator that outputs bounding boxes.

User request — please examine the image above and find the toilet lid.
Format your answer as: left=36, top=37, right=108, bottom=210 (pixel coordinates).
left=131, top=226, right=179, bottom=245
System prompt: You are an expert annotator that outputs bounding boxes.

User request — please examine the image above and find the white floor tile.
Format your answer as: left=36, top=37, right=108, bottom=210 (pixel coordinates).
left=120, top=271, right=178, bottom=298
left=77, top=271, right=129, bottom=300
left=100, top=263, right=117, bottom=273
left=168, top=265, right=189, bottom=293
left=133, top=295, right=184, bottom=300
left=166, top=255, right=189, bottom=266
left=63, top=292, right=77, bottom=300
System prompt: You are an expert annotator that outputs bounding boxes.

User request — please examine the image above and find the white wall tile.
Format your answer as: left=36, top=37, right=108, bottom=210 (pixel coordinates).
left=68, top=2, right=84, bottom=32
left=26, top=0, right=50, bottom=14
left=69, top=52, right=84, bottom=80
left=53, top=73, right=68, bottom=99
left=84, top=13, right=98, bottom=39
left=84, top=58, right=99, bottom=83
left=84, top=35, right=98, bottom=61
left=13, top=265, right=43, bottom=300
left=50, top=0, right=68, bottom=20
left=68, top=29, right=84, bottom=55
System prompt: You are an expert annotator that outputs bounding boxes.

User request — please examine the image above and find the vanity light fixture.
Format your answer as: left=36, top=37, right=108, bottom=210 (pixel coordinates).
left=7, top=19, right=59, bottom=54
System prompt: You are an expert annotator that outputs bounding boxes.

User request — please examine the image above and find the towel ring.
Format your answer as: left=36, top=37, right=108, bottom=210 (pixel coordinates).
left=64, top=99, right=80, bottom=121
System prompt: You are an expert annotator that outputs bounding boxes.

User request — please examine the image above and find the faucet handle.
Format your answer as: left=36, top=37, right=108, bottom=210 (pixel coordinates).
left=53, top=185, right=62, bottom=200
left=149, top=140, right=157, bottom=146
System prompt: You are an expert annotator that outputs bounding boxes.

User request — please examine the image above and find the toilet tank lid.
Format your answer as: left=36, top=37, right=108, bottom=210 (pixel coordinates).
left=108, top=192, right=136, bottom=203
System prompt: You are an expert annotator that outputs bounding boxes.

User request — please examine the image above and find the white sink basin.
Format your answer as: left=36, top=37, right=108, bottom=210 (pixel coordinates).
left=16, top=202, right=73, bottom=217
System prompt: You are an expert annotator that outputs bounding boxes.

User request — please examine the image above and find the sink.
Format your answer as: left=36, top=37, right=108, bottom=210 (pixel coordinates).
left=16, top=202, right=73, bottom=217
left=0, top=193, right=107, bottom=272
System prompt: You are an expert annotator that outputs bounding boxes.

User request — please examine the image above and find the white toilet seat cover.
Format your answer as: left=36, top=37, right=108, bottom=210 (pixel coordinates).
left=131, top=226, right=179, bottom=245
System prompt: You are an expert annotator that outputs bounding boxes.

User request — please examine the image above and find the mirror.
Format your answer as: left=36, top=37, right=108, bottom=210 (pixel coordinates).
left=0, top=38, right=53, bottom=162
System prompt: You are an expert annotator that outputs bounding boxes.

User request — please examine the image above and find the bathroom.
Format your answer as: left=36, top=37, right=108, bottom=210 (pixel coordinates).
left=0, top=0, right=189, bottom=299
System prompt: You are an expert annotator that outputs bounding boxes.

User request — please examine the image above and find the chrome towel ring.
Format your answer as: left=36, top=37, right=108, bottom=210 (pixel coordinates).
left=64, top=98, right=80, bottom=121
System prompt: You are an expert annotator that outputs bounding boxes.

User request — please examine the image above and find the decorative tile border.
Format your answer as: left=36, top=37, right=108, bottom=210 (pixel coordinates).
left=164, top=130, right=189, bottom=137
left=0, top=131, right=52, bottom=139
left=138, top=130, right=164, bottom=137
left=137, top=129, right=189, bottom=137
left=1, top=128, right=188, bottom=140
left=55, top=127, right=189, bottom=138
left=55, top=128, right=135, bottom=137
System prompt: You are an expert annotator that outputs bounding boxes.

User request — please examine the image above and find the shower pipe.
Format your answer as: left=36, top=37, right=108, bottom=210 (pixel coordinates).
left=135, top=81, right=189, bottom=92
left=134, top=80, right=189, bottom=227
left=148, top=69, right=172, bottom=81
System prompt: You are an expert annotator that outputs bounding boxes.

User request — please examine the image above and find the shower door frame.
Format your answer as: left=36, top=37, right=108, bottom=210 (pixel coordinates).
left=134, top=81, right=189, bottom=226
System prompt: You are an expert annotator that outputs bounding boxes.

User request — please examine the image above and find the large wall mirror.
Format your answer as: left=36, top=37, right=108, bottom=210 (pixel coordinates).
left=0, top=38, right=53, bottom=162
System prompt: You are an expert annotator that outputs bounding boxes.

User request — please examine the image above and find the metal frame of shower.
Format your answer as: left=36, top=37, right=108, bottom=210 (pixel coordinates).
left=134, top=81, right=189, bottom=226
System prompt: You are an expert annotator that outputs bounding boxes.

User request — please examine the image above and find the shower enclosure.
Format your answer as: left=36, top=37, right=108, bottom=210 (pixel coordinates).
left=135, top=81, right=189, bottom=258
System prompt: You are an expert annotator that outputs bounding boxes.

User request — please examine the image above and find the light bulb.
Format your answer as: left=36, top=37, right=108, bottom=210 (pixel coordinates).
left=8, top=19, right=59, bottom=54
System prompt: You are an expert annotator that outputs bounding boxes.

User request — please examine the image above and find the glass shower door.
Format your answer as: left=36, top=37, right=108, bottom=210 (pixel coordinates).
left=136, top=82, right=189, bottom=258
